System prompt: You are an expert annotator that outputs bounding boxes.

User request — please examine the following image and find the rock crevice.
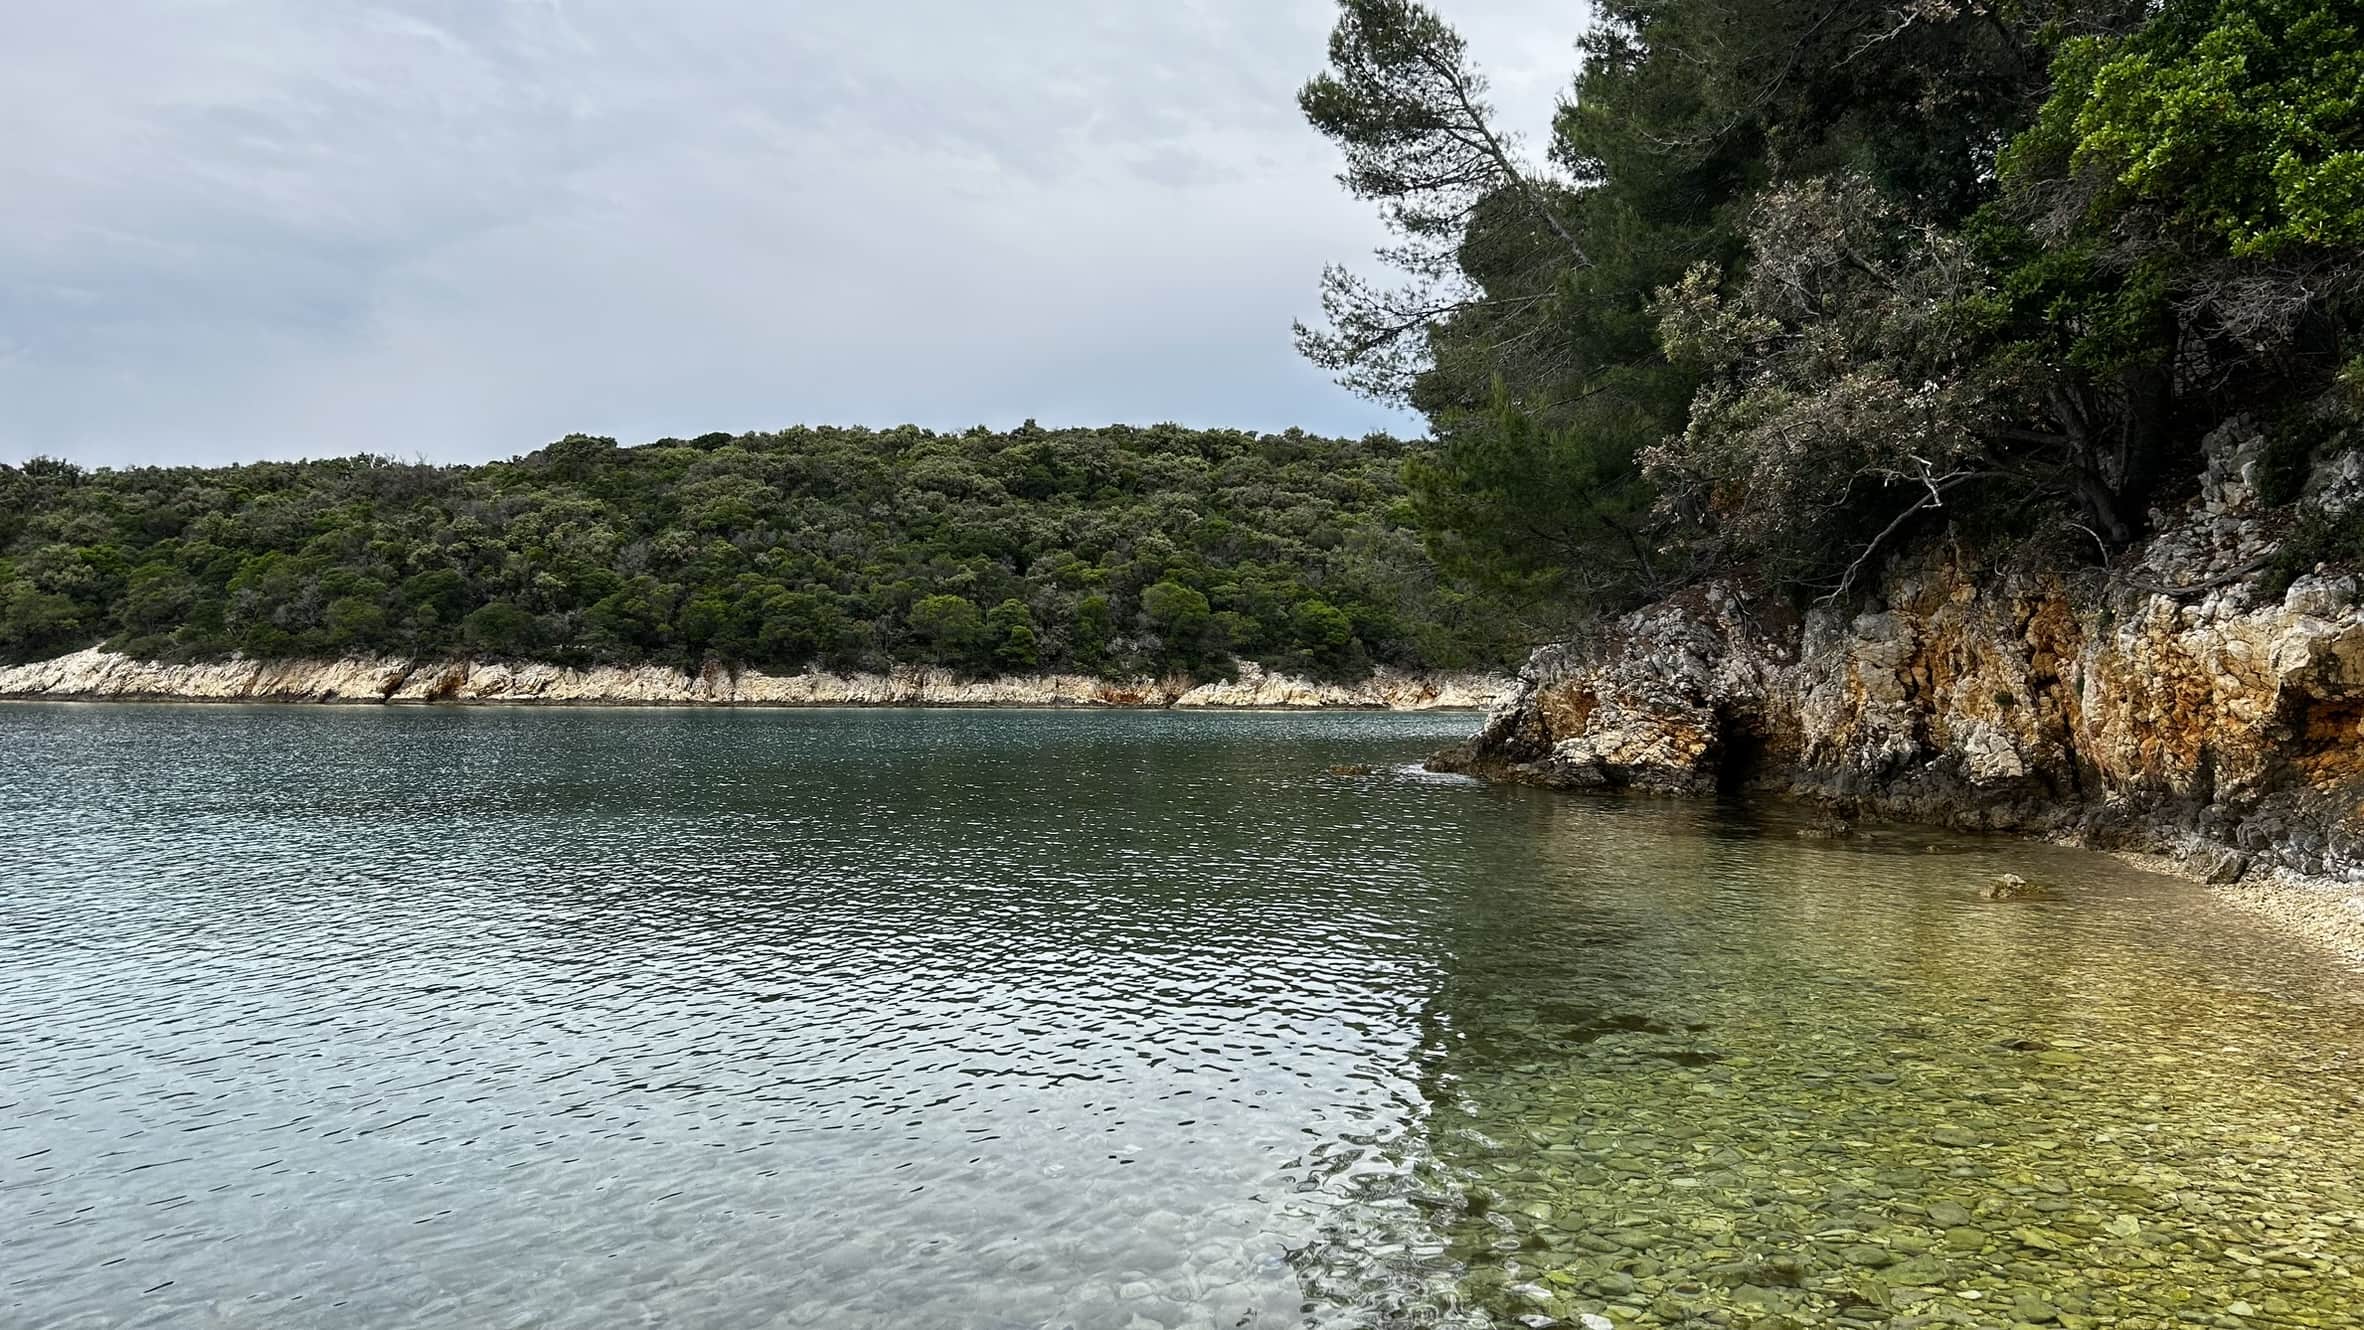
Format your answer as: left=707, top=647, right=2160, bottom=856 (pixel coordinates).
left=1438, top=428, right=2364, bottom=885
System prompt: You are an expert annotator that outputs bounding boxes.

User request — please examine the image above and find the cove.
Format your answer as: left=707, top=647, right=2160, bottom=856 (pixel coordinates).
left=2, top=705, right=2357, bottom=1328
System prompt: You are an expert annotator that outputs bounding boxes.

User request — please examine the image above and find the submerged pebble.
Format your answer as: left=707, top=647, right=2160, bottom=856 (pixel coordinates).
left=1361, top=827, right=2364, bottom=1329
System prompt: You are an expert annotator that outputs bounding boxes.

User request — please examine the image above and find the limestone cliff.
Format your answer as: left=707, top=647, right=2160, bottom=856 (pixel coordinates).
left=1437, top=424, right=2364, bottom=889
left=0, top=653, right=1507, bottom=712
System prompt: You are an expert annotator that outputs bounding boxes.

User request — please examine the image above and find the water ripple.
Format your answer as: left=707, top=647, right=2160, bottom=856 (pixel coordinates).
left=3, top=705, right=2360, bottom=1329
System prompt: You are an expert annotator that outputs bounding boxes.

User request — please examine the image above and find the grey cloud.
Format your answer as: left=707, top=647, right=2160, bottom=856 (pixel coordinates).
left=1, top=0, right=1585, bottom=466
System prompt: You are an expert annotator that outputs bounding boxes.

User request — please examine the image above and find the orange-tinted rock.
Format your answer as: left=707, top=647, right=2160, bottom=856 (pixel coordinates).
left=1445, top=436, right=2364, bottom=882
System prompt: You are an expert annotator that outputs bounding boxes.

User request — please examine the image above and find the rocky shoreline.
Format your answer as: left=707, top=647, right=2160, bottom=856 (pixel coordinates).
left=1432, top=423, right=2364, bottom=963
left=0, top=650, right=1508, bottom=712
left=2102, top=847, right=2364, bottom=969
left=2204, top=876, right=2364, bottom=968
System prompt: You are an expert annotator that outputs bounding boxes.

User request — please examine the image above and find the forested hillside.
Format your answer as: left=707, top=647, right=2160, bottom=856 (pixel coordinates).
left=11, top=0, right=2355, bottom=686
left=0, top=426, right=1521, bottom=678
left=1300, top=0, right=2363, bottom=609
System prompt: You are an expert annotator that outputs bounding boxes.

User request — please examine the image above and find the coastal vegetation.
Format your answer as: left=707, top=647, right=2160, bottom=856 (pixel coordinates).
left=1300, top=0, right=2364, bottom=611
left=8, top=0, right=2357, bottom=691
left=0, top=426, right=1523, bottom=679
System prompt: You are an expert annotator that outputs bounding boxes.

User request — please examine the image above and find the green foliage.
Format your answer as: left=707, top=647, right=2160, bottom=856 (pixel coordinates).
left=1307, top=0, right=2364, bottom=607
left=0, top=578, right=82, bottom=658
left=749, top=588, right=848, bottom=670
left=985, top=599, right=1039, bottom=672
left=1947, top=0, right=2364, bottom=545
left=2019, top=0, right=2364, bottom=258
left=1291, top=599, right=1352, bottom=654
left=1649, top=176, right=2013, bottom=588
left=1302, top=0, right=2080, bottom=607
left=0, top=426, right=1523, bottom=679
left=1407, top=388, right=1662, bottom=606
left=1139, top=580, right=1219, bottom=673
left=1070, top=593, right=1115, bottom=670
left=1297, top=0, right=1520, bottom=247
left=908, top=594, right=985, bottom=666
left=462, top=600, right=539, bottom=654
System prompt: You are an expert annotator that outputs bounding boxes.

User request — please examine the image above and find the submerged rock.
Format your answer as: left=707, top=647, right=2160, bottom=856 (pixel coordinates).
left=1797, top=814, right=1855, bottom=840
left=1981, top=874, right=2051, bottom=901
left=2013, top=1292, right=2062, bottom=1323
left=1925, top=1201, right=1972, bottom=1227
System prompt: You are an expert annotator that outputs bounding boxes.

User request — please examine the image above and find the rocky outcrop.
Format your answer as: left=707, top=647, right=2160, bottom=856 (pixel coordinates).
left=1438, top=424, right=2364, bottom=886
left=0, top=653, right=1507, bottom=712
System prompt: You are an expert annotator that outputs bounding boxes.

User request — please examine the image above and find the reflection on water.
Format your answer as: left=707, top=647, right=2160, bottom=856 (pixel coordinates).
left=1, top=705, right=2358, bottom=1329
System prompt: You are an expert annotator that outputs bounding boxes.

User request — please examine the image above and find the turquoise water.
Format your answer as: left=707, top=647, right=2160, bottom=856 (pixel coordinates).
left=2, top=705, right=2358, bottom=1328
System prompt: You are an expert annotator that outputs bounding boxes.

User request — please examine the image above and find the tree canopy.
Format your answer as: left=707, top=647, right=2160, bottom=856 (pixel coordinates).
left=0, top=425, right=1525, bottom=679
left=1301, top=0, right=2364, bottom=607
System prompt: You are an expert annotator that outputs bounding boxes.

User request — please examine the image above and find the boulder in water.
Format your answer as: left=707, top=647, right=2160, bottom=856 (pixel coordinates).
left=1982, top=873, right=2050, bottom=901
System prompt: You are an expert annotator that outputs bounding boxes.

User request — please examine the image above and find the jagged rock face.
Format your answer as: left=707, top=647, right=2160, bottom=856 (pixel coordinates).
left=1444, top=431, right=2364, bottom=883
left=1461, top=585, right=1796, bottom=795
left=0, top=653, right=1508, bottom=712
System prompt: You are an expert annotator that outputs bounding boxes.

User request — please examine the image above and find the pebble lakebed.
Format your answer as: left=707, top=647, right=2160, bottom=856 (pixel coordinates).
left=1291, top=826, right=2364, bottom=1330
left=3, top=706, right=2358, bottom=1329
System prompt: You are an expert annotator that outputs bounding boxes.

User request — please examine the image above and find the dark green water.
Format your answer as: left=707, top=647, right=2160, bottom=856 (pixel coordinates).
left=2, top=705, right=2358, bottom=1329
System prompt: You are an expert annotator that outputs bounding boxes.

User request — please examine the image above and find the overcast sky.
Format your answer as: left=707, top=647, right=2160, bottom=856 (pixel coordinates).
left=4, top=2, right=1587, bottom=467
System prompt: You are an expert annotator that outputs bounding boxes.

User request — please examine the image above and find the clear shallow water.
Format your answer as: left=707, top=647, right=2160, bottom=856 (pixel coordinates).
left=1, top=705, right=2358, bottom=1330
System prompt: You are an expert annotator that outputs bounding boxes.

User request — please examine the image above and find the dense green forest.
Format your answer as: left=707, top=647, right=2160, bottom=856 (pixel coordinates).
left=0, top=426, right=1523, bottom=678
left=1300, top=0, right=2363, bottom=607
left=9, top=0, right=2358, bottom=679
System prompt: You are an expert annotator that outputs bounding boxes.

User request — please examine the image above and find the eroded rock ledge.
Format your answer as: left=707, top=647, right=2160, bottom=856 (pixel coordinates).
left=0, top=653, right=1508, bottom=712
left=1434, top=428, right=2364, bottom=889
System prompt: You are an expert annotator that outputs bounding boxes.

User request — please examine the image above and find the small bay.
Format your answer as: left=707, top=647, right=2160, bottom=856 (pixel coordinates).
left=2, top=705, right=2357, bottom=1328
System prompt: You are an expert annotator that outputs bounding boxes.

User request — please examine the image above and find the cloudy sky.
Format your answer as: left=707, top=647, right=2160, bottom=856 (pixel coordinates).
left=4, top=2, right=1587, bottom=467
